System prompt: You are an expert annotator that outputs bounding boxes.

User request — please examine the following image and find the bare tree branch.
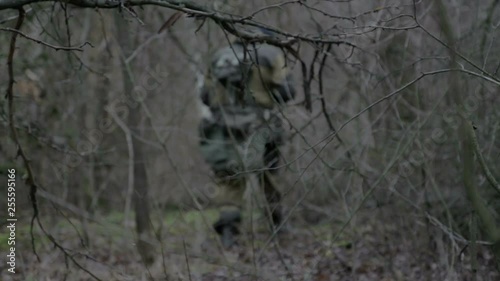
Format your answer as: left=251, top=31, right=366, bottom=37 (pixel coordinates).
left=318, top=43, right=334, bottom=131
left=0, top=27, right=87, bottom=51
left=5, top=7, right=41, bottom=262
left=0, top=0, right=357, bottom=49
left=415, top=1, right=500, bottom=84
left=5, top=9, right=106, bottom=279
left=470, top=125, right=500, bottom=195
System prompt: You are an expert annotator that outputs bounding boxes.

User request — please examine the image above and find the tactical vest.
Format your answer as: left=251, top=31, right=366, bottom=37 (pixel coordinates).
left=198, top=41, right=291, bottom=176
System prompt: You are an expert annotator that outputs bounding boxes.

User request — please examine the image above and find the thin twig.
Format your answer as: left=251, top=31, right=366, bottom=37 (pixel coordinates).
left=415, top=4, right=500, bottom=84
left=35, top=219, right=104, bottom=281
left=61, top=2, right=71, bottom=46
left=469, top=124, right=500, bottom=195
left=0, top=6, right=32, bottom=23
left=306, top=44, right=320, bottom=109
left=0, top=27, right=86, bottom=51
left=316, top=42, right=378, bottom=213
left=183, top=239, right=193, bottom=281
left=318, top=43, right=334, bottom=131
left=298, top=55, right=311, bottom=111
left=480, top=0, right=500, bottom=66
left=425, top=212, right=491, bottom=246
left=470, top=213, right=478, bottom=281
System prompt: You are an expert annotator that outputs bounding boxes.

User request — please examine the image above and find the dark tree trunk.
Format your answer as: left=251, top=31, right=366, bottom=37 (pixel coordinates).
left=114, top=13, right=155, bottom=265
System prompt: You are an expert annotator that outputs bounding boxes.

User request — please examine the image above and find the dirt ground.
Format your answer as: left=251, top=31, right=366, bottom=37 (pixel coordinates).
left=1, top=206, right=498, bottom=281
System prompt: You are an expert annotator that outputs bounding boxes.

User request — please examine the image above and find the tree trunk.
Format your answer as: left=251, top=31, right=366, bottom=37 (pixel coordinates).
left=114, top=12, right=155, bottom=265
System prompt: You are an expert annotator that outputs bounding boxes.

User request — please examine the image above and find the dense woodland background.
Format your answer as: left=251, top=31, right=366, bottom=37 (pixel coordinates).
left=0, top=0, right=499, bottom=280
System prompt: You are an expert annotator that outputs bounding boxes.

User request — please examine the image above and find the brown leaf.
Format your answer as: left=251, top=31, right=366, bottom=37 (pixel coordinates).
left=158, top=11, right=183, bottom=34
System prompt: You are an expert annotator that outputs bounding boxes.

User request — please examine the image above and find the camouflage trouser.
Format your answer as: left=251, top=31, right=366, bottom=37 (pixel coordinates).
left=198, top=111, right=284, bottom=243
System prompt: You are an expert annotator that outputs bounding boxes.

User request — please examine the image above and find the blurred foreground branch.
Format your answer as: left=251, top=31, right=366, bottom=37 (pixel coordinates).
left=435, top=0, right=500, bottom=268
left=468, top=124, right=500, bottom=195
left=0, top=0, right=353, bottom=48
left=5, top=7, right=41, bottom=261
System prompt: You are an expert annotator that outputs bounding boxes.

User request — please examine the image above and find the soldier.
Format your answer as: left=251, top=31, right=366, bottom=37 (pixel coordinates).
left=197, top=29, right=296, bottom=247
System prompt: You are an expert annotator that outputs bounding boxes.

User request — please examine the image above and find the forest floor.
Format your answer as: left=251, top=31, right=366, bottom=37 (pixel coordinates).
left=1, top=206, right=498, bottom=281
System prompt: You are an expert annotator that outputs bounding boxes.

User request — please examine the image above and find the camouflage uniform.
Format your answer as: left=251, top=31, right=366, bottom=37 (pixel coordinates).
left=198, top=38, right=295, bottom=246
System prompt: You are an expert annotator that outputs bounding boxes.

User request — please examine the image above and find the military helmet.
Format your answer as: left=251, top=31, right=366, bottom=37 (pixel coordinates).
left=210, top=43, right=248, bottom=83
left=205, top=27, right=295, bottom=108
left=209, top=27, right=281, bottom=81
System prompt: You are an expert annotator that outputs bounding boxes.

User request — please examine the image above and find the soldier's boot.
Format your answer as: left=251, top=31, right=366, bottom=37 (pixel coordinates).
left=213, top=209, right=242, bottom=248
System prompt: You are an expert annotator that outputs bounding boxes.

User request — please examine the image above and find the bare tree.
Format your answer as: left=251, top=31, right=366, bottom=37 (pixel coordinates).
left=1, top=0, right=499, bottom=280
